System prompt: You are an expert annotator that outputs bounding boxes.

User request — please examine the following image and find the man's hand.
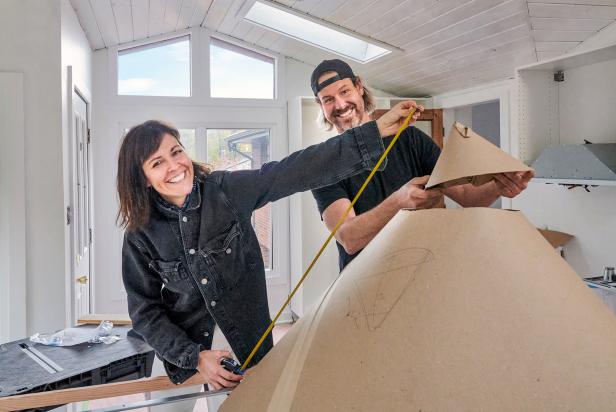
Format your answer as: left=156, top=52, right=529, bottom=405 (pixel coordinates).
left=394, top=175, right=443, bottom=210
left=492, top=171, right=534, bottom=198
left=196, top=350, right=243, bottom=390
left=376, top=100, right=424, bottom=137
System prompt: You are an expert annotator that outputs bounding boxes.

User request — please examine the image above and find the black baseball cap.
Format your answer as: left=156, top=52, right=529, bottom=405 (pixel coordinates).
left=310, top=59, right=356, bottom=96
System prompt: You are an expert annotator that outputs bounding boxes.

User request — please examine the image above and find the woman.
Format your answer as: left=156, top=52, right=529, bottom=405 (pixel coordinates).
left=117, top=101, right=420, bottom=391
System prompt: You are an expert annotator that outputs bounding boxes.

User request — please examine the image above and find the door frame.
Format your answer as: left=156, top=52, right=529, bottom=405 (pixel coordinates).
left=433, top=80, right=514, bottom=209
left=372, top=108, right=444, bottom=148
left=66, top=66, right=95, bottom=325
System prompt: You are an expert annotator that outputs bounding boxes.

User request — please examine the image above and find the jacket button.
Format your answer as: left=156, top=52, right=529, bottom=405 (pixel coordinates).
left=182, top=216, right=187, bottom=222
left=203, top=332, right=210, bottom=337
left=189, top=248, right=195, bottom=255
left=225, top=248, right=232, bottom=254
left=201, top=278, right=208, bottom=285
left=211, top=300, right=216, bottom=307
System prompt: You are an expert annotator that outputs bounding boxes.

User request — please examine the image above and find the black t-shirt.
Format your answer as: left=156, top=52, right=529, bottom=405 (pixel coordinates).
left=312, top=126, right=441, bottom=271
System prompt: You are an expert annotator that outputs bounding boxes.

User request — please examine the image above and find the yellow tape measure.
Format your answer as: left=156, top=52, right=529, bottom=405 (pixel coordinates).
left=240, top=107, right=417, bottom=372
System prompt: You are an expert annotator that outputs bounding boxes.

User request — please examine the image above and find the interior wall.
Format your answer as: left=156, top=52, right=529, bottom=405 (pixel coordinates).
left=0, top=73, right=26, bottom=343
left=433, top=79, right=513, bottom=157
left=293, top=100, right=339, bottom=315
left=513, top=184, right=616, bottom=278
left=453, top=106, right=473, bottom=130
left=60, top=0, right=93, bottom=324
left=450, top=101, right=502, bottom=144
left=513, top=58, right=616, bottom=278
left=284, top=58, right=315, bottom=100
left=558, top=59, right=616, bottom=145
left=472, top=101, right=500, bottom=147
left=473, top=101, right=502, bottom=208
left=435, top=83, right=510, bottom=210
left=286, top=60, right=332, bottom=316
left=0, top=0, right=65, bottom=335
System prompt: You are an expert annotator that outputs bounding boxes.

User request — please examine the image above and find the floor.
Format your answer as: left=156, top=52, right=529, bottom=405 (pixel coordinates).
left=70, top=323, right=292, bottom=412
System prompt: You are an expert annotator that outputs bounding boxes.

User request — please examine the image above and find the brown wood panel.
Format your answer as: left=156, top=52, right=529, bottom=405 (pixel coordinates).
left=76, top=313, right=132, bottom=325
left=372, top=108, right=443, bottom=148
left=0, top=375, right=207, bottom=411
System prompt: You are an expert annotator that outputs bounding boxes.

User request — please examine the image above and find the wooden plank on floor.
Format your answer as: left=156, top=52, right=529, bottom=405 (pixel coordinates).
left=77, top=314, right=132, bottom=325
left=0, top=375, right=206, bottom=411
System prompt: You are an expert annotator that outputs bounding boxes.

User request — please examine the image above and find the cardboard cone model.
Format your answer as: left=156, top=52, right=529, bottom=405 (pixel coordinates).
left=221, top=208, right=616, bottom=412
left=538, top=228, right=574, bottom=249
left=426, top=122, right=533, bottom=189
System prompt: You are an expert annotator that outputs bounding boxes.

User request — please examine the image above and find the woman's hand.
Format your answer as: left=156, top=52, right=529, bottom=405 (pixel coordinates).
left=196, top=350, right=244, bottom=390
left=375, top=100, right=423, bottom=137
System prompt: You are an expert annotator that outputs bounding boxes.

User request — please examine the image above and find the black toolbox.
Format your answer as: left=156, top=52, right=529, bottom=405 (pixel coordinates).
left=0, top=325, right=154, bottom=411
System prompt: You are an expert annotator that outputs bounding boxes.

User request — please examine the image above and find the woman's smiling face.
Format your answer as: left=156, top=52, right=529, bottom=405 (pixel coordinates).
left=142, top=133, right=194, bottom=207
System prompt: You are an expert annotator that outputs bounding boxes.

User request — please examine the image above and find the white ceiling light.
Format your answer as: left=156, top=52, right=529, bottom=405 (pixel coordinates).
left=243, top=1, right=395, bottom=64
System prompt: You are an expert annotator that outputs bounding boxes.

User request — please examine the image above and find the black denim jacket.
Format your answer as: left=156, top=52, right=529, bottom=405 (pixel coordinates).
left=122, top=121, right=385, bottom=384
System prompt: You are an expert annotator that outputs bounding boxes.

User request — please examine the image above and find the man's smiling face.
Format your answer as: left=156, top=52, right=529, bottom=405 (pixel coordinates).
left=316, top=72, right=369, bottom=133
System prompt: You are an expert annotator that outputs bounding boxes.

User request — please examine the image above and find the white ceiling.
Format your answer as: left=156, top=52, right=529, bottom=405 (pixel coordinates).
left=70, top=0, right=616, bottom=96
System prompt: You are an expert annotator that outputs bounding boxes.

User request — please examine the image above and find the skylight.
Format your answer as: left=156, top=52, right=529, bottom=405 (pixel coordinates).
left=243, top=1, right=392, bottom=64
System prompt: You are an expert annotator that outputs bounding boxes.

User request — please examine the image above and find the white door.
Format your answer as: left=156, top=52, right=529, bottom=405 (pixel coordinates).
left=71, top=89, right=91, bottom=320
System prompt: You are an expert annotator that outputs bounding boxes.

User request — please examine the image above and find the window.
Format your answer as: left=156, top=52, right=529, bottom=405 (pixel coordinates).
left=179, top=129, right=196, bottom=158
left=180, top=128, right=273, bottom=270
left=244, top=1, right=391, bottom=63
left=118, top=36, right=191, bottom=97
left=210, top=38, right=275, bottom=99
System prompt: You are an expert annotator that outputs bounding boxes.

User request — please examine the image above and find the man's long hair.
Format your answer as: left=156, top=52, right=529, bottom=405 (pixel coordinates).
left=316, top=76, right=375, bottom=131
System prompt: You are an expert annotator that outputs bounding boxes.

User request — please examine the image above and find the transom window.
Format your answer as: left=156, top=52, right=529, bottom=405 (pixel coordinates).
left=209, top=37, right=275, bottom=99
left=118, top=35, right=191, bottom=97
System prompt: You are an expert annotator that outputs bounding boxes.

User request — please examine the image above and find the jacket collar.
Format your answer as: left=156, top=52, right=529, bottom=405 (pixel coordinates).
left=154, top=176, right=202, bottom=217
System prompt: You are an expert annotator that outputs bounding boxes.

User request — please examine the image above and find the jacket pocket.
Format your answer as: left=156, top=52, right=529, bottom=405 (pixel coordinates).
left=149, top=259, right=188, bottom=293
left=200, top=221, right=245, bottom=291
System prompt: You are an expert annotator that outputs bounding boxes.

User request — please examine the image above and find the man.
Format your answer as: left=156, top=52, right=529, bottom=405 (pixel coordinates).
left=310, top=59, right=533, bottom=271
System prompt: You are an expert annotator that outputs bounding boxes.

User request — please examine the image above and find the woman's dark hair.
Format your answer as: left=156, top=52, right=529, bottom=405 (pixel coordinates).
left=116, top=120, right=209, bottom=231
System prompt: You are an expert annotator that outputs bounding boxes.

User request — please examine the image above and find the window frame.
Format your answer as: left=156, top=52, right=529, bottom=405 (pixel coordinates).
left=208, top=35, right=277, bottom=101
left=164, top=121, right=289, bottom=286
left=113, top=30, right=194, bottom=101
left=108, top=29, right=286, bottom=108
left=105, top=28, right=291, bottom=318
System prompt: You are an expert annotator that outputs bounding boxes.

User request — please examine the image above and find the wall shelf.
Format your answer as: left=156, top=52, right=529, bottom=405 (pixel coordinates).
left=517, top=43, right=616, bottom=73
left=516, top=43, right=616, bottom=164
left=514, top=40, right=616, bottom=280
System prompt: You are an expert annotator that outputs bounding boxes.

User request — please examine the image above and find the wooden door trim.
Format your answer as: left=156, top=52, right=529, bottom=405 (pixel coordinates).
left=372, top=108, right=443, bottom=148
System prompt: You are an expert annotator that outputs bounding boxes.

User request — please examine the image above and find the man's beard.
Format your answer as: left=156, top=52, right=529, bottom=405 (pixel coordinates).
left=332, top=104, right=363, bottom=131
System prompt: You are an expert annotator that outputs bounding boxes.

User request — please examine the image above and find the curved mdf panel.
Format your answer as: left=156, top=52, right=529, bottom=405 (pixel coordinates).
left=222, top=208, right=616, bottom=411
